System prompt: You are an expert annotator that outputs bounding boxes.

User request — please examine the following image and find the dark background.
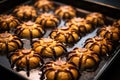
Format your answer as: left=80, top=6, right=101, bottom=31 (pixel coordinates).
left=100, top=54, right=120, bottom=80
left=94, top=0, right=120, bottom=8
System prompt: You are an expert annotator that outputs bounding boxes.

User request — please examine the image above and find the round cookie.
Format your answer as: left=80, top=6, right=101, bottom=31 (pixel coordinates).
left=55, top=5, right=76, bottom=19
left=15, top=21, right=45, bottom=40
left=66, top=17, right=92, bottom=35
left=34, top=0, right=54, bottom=12
left=35, top=13, right=60, bottom=28
left=50, top=27, right=80, bottom=44
left=0, top=32, right=23, bottom=54
left=40, top=59, right=80, bottom=80
left=13, top=5, right=37, bottom=21
left=113, top=19, right=120, bottom=29
left=97, top=25, right=120, bottom=42
left=0, top=14, right=20, bottom=32
left=84, top=36, right=113, bottom=56
left=8, top=48, right=44, bottom=76
left=86, top=12, right=105, bottom=26
left=32, top=38, right=67, bottom=59
left=67, top=47, right=100, bottom=70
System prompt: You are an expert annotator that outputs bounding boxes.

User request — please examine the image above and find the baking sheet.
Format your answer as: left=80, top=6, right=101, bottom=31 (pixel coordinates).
left=0, top=0, right=120, bottom=80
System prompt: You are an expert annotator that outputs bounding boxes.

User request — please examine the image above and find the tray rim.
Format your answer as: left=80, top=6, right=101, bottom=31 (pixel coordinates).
left=54, top=0, right=120, bottom=19
left=84, top=0, right=120, bottom=10
left=93, top=45, right=120, bottom=80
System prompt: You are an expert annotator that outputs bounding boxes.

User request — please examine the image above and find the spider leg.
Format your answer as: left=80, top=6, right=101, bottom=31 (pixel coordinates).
left=40, top=67, right=54, bottom=80
left=29, top=29, right=33, bottom=46
left=50, top=47, right=56, bottom=60
left=69, top=66, right=81, bottom=80
left=7, top=52, right=16, bottom=64
left=11, top=55, right=24, bottom=69
left=26, top=56, right=30, bottom=77
left=33, top=53, right=44, bottom=64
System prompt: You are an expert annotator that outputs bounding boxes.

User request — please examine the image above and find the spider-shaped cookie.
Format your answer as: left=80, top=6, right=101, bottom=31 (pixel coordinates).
left=50, top=27, right=80, bottom=44
left=35, top=13, right=60, bottom=28
left=67, top=47, right=100, bottom=71
left=14, top=21, right=45, bottom=43
left=13, top=5, right=37, bottom=21
left=0, top=14, right=20, bottom=32
left=86, top=12, right=105, bottom=26
left=32, top=38, right=67, bottom=59
left=8, top=48, right=44, bottom=76
left=113, top=19, right=120, bottom=29
left=40, top=59, right=80, bottom=80
left=55, top=5, right=76, bottom=19
left=84, top=36, right=113, bottom=56
left=34, top=0, right=54, bottom=12
left=66, top=17, right=92, bottom=35
left=0, top=32, right=23, bottom=54
left=97, top=25, right=120, bottom=42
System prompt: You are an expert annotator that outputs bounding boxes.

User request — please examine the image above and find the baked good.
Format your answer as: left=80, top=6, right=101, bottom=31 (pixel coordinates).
left=8, top=48, right=44, bottom=76
left=13, top=5, right=37, bottom=21
left=113, top=19, right=120, bottom=29
left=67, top=47, right=100, bottom=70
left=66, top=17, right=92, bottom=35
left=84, top=36, right=113, bottom=56
left=14, top=21, right=45, bottom=40
left=35, top=13, right=60, bottom=28
left=40, top=59, right=80, bottom=80
left=86, top=12, right=105, bottom=26
left=0, top=14, right=20, bottom=32
left=55, top=5, right=76, bottom=19
left=34, top=0, right=54, bottom=12
left=50, top=27, right=80, bottom=44
left=97, top=25, right=120, bottom=42
left=32, top=38, right=67, bottom=59
left=0, top=32, right=23, bottom=54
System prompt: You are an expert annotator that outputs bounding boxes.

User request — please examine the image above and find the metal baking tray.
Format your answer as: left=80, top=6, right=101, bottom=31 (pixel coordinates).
left=0, top=0, right=120, bottom=80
